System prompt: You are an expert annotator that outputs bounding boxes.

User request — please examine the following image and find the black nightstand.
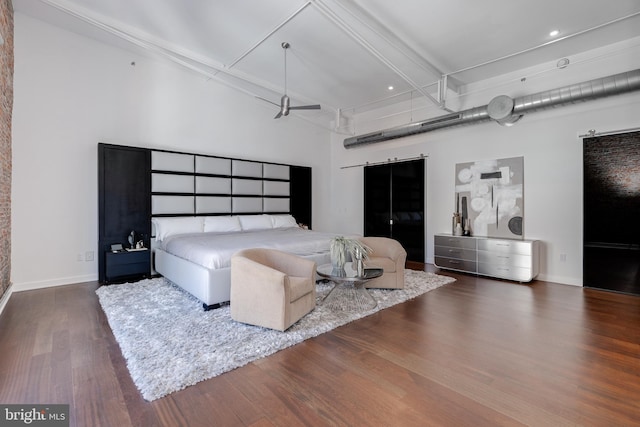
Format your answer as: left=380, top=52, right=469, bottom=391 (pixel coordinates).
left=105, top=250, right=150, bottom=283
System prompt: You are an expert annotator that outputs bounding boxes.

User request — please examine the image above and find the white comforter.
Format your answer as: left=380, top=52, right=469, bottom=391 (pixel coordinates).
left=160, top=227, right=341, bottom=270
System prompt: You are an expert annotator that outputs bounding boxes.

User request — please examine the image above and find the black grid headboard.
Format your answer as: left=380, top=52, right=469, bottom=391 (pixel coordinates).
left=150, top=149, right=293, bottom=217
left=98, top=143, right=311, bottom=282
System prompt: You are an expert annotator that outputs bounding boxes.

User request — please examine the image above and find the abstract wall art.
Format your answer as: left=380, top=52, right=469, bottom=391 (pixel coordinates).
left=455, top=156, right=524, bottom=239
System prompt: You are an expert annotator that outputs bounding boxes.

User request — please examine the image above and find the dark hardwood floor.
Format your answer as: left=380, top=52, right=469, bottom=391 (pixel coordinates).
left=1, top=265, right=639, bottom=426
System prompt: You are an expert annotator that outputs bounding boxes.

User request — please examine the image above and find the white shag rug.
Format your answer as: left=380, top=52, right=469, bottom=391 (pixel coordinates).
left=96, top=269, right=455, bottom=401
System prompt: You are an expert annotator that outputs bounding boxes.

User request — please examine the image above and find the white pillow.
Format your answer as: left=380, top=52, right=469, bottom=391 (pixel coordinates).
left=203, top=216, right=242, bottom=233
left=152, top=217, right=203, bottom=241
left=237, top=215, right=273, bottom=231
left=270, top=214, right=298, bottom=229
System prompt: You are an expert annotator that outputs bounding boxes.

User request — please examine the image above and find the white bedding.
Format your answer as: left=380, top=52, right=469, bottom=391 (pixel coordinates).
left=160, top=227, right=338, bottom=270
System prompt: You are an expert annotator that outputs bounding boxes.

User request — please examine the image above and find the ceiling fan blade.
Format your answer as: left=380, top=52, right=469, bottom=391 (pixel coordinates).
left=274, top=111, right=283, bottom=119
left=289, top=104, right=321, bottom=110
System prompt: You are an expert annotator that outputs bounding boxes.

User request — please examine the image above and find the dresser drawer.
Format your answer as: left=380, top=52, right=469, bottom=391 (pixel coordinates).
left=478, top=263, right=534, bottom=282
left=435, top=235, right=476, bottom=250
left=435, top=245, right=476, bottom=261
left=477, top=250, right=532, bottom=268
left=434, top=256, right=477, bottom=273
left=477, top=238, right=533, bottom=255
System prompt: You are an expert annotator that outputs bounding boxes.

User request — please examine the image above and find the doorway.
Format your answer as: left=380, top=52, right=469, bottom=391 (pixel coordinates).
left=583, top=130, right=640, bottom=295
left=364, top=159, right=425, bottom=262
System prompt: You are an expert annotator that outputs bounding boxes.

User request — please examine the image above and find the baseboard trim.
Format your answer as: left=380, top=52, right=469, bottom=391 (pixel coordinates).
left=535, top=273, right=581, bottom=287
left=0, top=282, right=13, bottom=318
left=13, top=274, right=98, bottom=292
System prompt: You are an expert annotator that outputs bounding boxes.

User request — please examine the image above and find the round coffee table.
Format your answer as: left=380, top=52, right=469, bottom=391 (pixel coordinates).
left=316, top=263, right=383, bottom=311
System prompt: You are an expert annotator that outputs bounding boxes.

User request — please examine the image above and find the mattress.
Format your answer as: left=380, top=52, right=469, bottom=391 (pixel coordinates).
left=160, top=227, right=338, bottom=270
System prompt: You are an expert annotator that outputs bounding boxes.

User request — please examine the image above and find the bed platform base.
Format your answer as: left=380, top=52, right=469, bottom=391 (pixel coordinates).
left=203, top=301, right=230, bottom=311
left=155, top=248, right=333, bottom=311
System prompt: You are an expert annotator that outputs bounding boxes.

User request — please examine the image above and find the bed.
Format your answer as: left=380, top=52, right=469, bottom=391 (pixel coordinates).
left=152, top=214, right=338, bottom=310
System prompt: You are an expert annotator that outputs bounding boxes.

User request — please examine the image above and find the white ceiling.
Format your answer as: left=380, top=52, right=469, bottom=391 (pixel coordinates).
left=14, top=0, right=640, bottom=126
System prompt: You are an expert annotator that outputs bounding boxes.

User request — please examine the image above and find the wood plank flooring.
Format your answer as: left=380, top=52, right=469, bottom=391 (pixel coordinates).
left=1, top=266, right=639, bottom=426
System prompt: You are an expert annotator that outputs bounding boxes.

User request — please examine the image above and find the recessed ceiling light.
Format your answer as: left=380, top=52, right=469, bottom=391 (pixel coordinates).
left=549, top=30, right=560, bottom=37
left=388, top=86, right=394, bottom=91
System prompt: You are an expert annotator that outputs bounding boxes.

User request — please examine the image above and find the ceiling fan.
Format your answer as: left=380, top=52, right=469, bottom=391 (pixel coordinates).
left=261, top=42, right=321, bottom=119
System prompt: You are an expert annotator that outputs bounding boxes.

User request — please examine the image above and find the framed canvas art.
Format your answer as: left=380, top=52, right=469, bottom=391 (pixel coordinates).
left=455, top=156, right=524, bottom=239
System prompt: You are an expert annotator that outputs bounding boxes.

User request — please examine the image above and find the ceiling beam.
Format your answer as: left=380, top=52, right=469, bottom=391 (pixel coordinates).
left=446, top=10, right=640, bottom=78
left=226, top=2, right=312, bottom=69
left=31, top=0, right=334, bottom=116
left=333, top=0, right=448, bottom=81
left=312, top=0, right=451, bottom=109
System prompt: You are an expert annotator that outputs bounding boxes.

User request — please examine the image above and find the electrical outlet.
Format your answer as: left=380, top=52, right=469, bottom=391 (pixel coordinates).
left=77, top=254, right=83, bottom=262
left=559, top=253, right=567, bottom=262
left=85, top=251, right=94, bottom=262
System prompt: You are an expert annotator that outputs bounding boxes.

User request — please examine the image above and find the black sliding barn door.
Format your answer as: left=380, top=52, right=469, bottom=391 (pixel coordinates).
left=583, top=130, right=640, bottom=295
left=364, top=159, right=425, bottom=262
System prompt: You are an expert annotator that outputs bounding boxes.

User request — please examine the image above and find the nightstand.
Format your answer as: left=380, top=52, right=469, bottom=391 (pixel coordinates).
left=104, top=250, right=150, bottom=283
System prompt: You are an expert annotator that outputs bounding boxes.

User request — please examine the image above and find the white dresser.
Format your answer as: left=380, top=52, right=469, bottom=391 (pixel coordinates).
left=434, top=234, right=540, bottom=282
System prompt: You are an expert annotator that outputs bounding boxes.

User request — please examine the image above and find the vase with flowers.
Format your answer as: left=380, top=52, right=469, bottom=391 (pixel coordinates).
left=330, top=236, right=372, bottom=274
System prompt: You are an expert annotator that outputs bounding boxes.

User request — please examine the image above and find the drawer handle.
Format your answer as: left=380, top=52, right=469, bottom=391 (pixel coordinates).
left=448, top=249, right=461, bottom=254
left=497, top=267, right=510, bottom=271
left=448, top=260, right=461, bottom=265
left=496, top=243, right=511, bottom=247
left=497, top=255, right=510, bottom=259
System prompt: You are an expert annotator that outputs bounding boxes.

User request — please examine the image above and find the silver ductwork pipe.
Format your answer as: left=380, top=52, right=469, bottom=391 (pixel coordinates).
left=344, top=68, right=640, bottom=148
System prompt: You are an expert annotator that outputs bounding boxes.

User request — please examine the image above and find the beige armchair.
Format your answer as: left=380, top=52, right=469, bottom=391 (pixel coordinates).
left=360, top=237, right=407, bottom=289
left=230, top=248, right=317, bottom=331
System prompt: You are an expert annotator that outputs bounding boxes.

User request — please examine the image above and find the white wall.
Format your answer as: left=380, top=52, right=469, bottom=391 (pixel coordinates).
left=331, top=40, right=640, bottom=286
left=12, top=12, right=640, bottom=290
left=11, top=13, right=332, bottom=290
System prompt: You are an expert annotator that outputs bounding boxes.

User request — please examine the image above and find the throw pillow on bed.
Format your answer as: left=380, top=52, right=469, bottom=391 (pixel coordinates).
left=238, top=215, right=273, bottom=231
left=152, top=217, right=203, bottom=241
left=270, top=214, right=298, bottom=229
left=203, top=216, right=242, bottom=233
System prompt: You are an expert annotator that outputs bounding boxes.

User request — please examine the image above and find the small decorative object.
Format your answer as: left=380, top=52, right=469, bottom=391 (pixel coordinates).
left=128, top=230, right=136, bottom=249
left=353, top=246, right=365, bottom=276
left=452, top=212, right=461, bottom=235
left=330, top=236, right=371, bottom=272
left=330, top=236, right=348, bottom=270
left=136, top=240, right=144, bottom=249
left=454, top=222, right=463, bottom=236
left=463, top=218, right=472, bottom=236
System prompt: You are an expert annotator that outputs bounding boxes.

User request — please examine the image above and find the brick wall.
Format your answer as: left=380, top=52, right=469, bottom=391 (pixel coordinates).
left=584, top=131, right=640, bottom=244
left=0, top=0, right=13, bottom=301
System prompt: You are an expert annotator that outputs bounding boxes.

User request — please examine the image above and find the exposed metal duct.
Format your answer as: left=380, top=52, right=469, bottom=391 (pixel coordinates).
left=344, top=68, right=640, bottom=148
